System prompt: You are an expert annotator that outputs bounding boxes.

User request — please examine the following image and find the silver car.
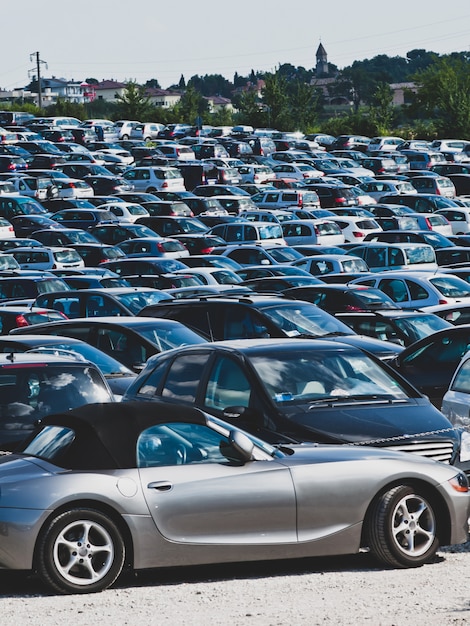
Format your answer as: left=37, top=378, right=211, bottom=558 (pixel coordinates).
left=0, top=401, right=468, bottom=594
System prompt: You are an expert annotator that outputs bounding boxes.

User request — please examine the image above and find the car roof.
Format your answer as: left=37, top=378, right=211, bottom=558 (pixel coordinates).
left=25, top=401, right=209, bottom=469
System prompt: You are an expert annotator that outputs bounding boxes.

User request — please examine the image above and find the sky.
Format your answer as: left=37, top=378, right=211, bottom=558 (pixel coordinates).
left=1, top=0, right=469, bottom=91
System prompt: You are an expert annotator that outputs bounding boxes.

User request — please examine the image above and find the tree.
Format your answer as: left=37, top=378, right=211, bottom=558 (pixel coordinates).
left=233, top=89, right=264, bottom=127
left=114, top=80, right=153, bottom=120
left=411, top=57, right=470, bottom=137
left=173, top=85, right=208, bottom=124
left=262, top=71, right=289, bottom=129
left=368, top=82, right=395, bottom=134
left=145, top=78, right=161, bottom=89
left=287, top=81, right=323, bottom=132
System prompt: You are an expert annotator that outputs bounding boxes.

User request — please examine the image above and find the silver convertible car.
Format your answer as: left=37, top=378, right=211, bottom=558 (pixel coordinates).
left=0, top=401, right=469, bottom=595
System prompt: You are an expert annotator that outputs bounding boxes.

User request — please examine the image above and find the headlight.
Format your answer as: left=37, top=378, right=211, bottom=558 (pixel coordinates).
left=449, top=472, right=469, bottom=493
left=460, top=430, right=470, bottom=463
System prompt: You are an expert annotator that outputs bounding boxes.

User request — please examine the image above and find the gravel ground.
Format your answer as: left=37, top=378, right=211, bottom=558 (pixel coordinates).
left=1, top=542, right=470, bottom=626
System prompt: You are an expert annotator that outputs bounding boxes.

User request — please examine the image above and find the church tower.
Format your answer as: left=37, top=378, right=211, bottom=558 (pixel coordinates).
left=316, top=42, right=329, bottom=77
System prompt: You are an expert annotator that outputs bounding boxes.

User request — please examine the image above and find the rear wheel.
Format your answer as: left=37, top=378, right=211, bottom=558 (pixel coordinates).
left=36, top=508, right=126, bottom=594
left=367, top=485, right=439, bottom=568
left=121, top=134, right=129, bottom=140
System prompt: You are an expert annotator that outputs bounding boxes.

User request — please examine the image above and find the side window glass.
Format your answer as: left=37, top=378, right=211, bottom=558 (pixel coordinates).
left=406, top=280, right=429, bottom=301
left=135, top=361, right=168, bottom=396
left=137, top=423, right=233, bottom=467
left=204, top=356, right=252, bottom=410
left=224, top=308, right=269, bottom=339
left=161, top=353, right=209, bottom=402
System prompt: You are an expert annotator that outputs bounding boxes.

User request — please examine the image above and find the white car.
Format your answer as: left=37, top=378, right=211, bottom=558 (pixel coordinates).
left=156, top=144, right=196, bottom=161
left=329, top=215, right=382, bottom=243
left=172, top=267, right=245, bottom=290
left=96, top=201, right=150, bottom=223
left=435, top=207, right=470, bottom=234
left=351, top=271, right=470, bottom=309
left=271, top=163, right=322, bottom=180
left=236, top=164, right=276, bottom=184
left=412, top=213, right=453, bottom=236
left=114, top=120, right=142, bottom=140
left=358, top=179, right=417, bottom=201
left=122, top=166, right=186, bottom=193
left=53, top=178, right=95, bottom=199
left=281, top=219, right=345, bottom=246
left=292, top=254, right=369, bottom=276
left=8, top=246, right=85, bottom=270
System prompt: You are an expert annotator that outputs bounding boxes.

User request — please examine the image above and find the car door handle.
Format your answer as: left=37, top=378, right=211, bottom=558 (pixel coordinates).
left=148, top=481, right=173, bottom=491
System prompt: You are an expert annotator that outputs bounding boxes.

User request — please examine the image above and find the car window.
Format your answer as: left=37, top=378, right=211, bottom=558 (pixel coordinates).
left=161, top=353, right=209, bottom=402
left=204, top=356, right=252, bottom=410
left=137, top=422, right=232, bottom=467
left=451, top=359, right=470, bottom=393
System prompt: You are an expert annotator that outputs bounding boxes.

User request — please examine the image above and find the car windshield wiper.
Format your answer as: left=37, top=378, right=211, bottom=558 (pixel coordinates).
left=308, top=394, right=397, bottom=406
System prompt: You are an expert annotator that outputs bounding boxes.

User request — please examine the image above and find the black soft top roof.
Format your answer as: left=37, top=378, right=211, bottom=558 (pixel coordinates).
left=20, top=401, right=208, bottom=470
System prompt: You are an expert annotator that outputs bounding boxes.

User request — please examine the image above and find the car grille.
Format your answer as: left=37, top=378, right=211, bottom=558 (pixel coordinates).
left=384, top=440, right=454, bottom=463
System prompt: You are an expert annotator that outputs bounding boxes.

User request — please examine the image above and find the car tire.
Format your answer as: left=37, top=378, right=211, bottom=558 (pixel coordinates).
left=367, top=485, right=439, bottom=568
left=36, top=507, right=126, bottom=594
left=121, top=134, right=129, bottom=140
left=146, top=187, right=157, bottom=193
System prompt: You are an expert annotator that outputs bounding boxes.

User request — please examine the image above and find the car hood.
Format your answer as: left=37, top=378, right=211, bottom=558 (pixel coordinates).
left=323, top=334, right=403, bottom=360
left=280, top=398, right=458, bottom=445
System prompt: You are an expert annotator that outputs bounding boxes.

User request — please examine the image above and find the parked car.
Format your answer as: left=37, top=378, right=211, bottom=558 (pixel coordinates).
left=347, top=242, right=438, bottom=272
left=250, top=189, right=321, bottom=210
left=303, top=183, right=359, bottom=208
left=335, top=309, right=452, bottom=346
left=207, top=221, right=286, bottom=246
left=138, top=295, right=402, bottom=361
left=283, top=284, right=398, bottom=313
left=122, top=338, right=468, bottom=480
left=213, top=244, right=303, bottom=266
left=329, top=216, right=382, bottom=243
left=0, top=401, right=467, bottom=595
left=122, top=166, right=186, bottom=193
left=358, top=179, right=417, bottom=201
left=8, top=246, right=85, bottom=270
left=351, top=271, right=470, bottom=309
left=435, top=207, right=470, bottom=235
left=0, top=334, right=136, bottom=397
left=11, top=316, right=207, bottom=372
left=34, top=287, right=173, bottom=318
left=390, top=326, right=470, bottom=407
left=118, top=237, right=190, bottom=259
left=89, top=222, right=157, bottom=245
left=379, top=194, right=460, bottom=213
left=0, top=352, right=114, bottom=451
left=50, top=208, right=120, bottom=230
left=281, top=219, right=345, bottom=246
left=410, top=176, right=456, bottom=198
left=96, top=201, right=150, bottom=223
left=0, top=275, right=70, bottom=302
left=291, top=254, right=370, bottom=276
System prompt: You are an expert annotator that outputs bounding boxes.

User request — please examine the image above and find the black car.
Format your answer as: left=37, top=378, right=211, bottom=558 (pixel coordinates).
left=50, top=208, right=120, bottom=230
left=84, top=175, right=134, bottom=195
left=282, top=284, right=399, bottom=313
left=135, top=216, right=208, bottom=237
left=138, top=294, right=402, bottom=362
left=0, top=155, right=29, bottom=173
left=390, top=325, right=470, bottom=407
left=142, top=201, right=193, bottom=217
left=171, top=233, right=227, bottom=254
left=0, top=275, right=70, bottom=302
left=378, top=194, right=460, bottom=213
left=68, top=243, right=126, bottom=266
left=39, top=198, right=96, bottom=213
left=9, top=215, right=66, bottom=238
left=120, top=339, right=464, bottom=471
left=11, top=317, right=207, bottom=372
left=103, top=257, right=188, bottom=276
left=34, top=287, right=173, bottom=318
left=0, top=334, right=136, bottom=397
left=31, top=227, right=100, bottom=246
left=303, top=183, right=359, bottom=208
left=335, top=309, right=452, bottom=346
left=89, top=222, right=159, bottom=245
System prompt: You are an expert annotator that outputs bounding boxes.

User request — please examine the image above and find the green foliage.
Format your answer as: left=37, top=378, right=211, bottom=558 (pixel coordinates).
left=47, top=98, right=87, bottom=119
left=411, top=57, right=470, bottom=137
left=368, top=82, right=395, bottom=134
left=114, top=81, right=154, bottom=120
left=172, top=85, right=209, bottom=124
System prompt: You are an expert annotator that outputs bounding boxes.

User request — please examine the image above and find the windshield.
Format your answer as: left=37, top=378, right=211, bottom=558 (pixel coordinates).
left=114, top=290, right=172, bottom=314
left=135, top=323, right=207, bottom=350
left=250, top=350, right=409, bottom=403
left=262, top=303, right=355, bottom=338
left=393, top=314, right=451, bottom=343
left=403, top=246, right=435, bottom=265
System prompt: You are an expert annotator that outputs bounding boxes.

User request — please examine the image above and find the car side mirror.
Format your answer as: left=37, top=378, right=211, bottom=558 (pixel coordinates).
left=226, top=430, right=254, bottom=463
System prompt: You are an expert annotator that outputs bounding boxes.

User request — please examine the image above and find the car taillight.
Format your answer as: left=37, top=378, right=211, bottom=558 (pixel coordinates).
left=352, top=231, right=364, bottom=238
left=157, top=242, right=166, bottom=252
left=425, top=217, right=432, bottom=229
left=7, top=226, right=13, bottom=232
left=335, top=197, right=346, bottom=205
left=302, top=173, right=310, bottom=178
left=314, top=226, right=320, bottom=235
left=345, top=305, right=363, bottom=311
left=15, top=314, right=29, bottom=327
left=200, top=247, right=215, bottom=254
left=162, top=181, right=168, bottom=188
left=8, top=164, right=15, bottom=170
left=439, top=299, right=448, bottom=304
left=69, top=182, right=76, bottom=188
